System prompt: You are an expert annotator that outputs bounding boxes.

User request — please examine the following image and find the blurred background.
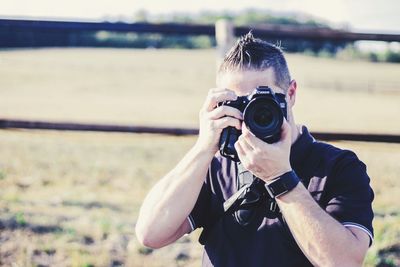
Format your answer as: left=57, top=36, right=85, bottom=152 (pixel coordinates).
left=0, top=1, right=399, bottom=266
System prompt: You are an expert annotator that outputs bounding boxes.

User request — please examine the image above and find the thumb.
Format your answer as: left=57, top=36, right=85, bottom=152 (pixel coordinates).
left=278, top=119, right=292, bottom=146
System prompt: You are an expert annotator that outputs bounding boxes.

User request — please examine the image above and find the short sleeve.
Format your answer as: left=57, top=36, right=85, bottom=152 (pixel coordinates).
left=188, top=157, right=225, bottom=231
left=188, top=181, right=212, bottom=230
left=324, top=155, right=374, bottom=245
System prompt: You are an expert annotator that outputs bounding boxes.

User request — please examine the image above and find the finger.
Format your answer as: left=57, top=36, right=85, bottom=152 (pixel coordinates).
left=234, top=141, right=247, bottom=161
left=241, top=123, right=264, bottom=148
left=213, top=117, right=242, bottom=130
left=208, top=106, right=243, bottom=120
left=278, top=119, right=292, bottom=145
left=209, top=87, right=228, bottom=93
left=203, top=89, right=237, bottom=111
left=241, top=123, right=253, bottom=137
left=238, top=135, right=254, bottom=152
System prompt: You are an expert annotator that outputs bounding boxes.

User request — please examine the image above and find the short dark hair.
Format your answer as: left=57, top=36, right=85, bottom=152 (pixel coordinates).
left=218, top=32, right=291, bottom=91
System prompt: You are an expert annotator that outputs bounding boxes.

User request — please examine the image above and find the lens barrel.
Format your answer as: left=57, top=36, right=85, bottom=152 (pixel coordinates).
left=243, top=97, right=283, bottom=143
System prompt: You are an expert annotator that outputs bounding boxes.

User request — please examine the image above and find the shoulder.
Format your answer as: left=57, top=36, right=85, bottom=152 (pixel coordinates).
left=310, top=141, right=365, bottom=177
left=308, top=141, right=372, bottom=199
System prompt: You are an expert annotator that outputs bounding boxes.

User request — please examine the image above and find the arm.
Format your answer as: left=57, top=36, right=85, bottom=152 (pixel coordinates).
left=275, top=182, right=369, bottom=267
left=135, top=144, right=214, bottom=248
left=235, top=121, right=370, bottom=266
left=135, top=88, right=242, bottom=248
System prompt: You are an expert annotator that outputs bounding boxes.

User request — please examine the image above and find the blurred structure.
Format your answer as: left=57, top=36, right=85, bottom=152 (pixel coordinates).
left=1, top=18, right=399, bottom=49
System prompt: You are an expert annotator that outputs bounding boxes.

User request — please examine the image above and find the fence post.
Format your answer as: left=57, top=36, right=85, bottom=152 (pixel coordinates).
left=215, top=19, right=235, bottom=69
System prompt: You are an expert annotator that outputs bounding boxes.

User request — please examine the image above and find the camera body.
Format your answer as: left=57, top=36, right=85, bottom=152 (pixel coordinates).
left=218, top=86, right=287, bottom=161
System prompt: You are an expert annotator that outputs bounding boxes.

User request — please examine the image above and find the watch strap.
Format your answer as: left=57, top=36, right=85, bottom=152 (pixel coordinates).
left=264, top=171, right=300, bottom=198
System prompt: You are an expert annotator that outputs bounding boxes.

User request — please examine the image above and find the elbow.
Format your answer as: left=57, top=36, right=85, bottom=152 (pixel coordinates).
left=338, top=242, right=368, bottom=266
left=350, top=251, right=367, bottom=267
left=137, top=236, right=163, bottom=249
left=323, top=254, right=365, bottom=267
left=135, top=222, right=164, bottom=249
left=312, top=248, right=365, bottom=267
left=337, top=258, right=364, bottom=267
left=137, top=235, right=164, bottom=249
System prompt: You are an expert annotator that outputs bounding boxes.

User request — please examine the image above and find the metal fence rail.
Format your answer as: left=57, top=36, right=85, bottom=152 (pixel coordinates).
left=1, top=18, right=400, bottom=42
left=1, top=119, right=399, bottom=143
left=0, top=119, right=198, bottom=135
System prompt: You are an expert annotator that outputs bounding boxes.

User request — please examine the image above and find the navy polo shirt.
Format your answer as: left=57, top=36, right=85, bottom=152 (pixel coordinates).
left=188, top=126, right=374, bottom=267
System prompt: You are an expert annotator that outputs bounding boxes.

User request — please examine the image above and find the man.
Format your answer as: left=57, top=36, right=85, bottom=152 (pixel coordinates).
left=135, top=33, right=374, bottom=266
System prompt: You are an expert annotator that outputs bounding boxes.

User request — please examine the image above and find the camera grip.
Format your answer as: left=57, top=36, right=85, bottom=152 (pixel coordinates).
left=219, top=126, right=241, bottom=161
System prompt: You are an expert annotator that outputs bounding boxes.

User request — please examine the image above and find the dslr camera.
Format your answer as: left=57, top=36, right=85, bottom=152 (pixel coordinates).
left=218, top=86, right=287, bottom=161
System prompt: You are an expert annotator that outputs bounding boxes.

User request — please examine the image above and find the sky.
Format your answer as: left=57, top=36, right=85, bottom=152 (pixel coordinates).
left=2, top=0, right=399, bottom=33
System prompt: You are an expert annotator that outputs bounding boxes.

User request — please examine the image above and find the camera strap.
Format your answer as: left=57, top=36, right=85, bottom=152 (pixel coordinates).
left=198, top=162, right=281, bottom=245
left=223, top=163, right=281, bottom=224
left=223, top=162, right=254, bottom=212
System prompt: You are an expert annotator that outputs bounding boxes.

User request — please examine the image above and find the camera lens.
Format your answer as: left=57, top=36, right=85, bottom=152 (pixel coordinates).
left=243, top=97, right=283, bottom=141
left=253, top=105, right=274, bottom=127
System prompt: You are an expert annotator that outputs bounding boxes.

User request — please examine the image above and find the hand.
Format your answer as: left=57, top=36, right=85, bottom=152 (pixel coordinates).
left=234, top=120, right=292, bottom=182
left=196, top=88, right=243, bottom=155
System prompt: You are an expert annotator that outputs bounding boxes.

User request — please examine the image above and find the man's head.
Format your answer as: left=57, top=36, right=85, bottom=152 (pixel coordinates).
left=216, top=32, right=296, bottom=103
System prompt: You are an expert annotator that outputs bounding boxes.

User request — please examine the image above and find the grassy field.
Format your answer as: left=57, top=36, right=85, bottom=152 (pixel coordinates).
left=1, top=48, right=400, bottom=133
left=0, top=48, right=399, bottom=266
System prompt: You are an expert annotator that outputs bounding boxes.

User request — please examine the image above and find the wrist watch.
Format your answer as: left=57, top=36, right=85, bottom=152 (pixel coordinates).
left=264, top=170, right=300, bottom=198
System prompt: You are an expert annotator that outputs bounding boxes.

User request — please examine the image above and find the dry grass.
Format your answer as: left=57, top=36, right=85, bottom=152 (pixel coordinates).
left=0, top=130, right=201, bottom=266
left=0, top=131, right=399, bottom=266
left=0, top=48, right=399, bottom=266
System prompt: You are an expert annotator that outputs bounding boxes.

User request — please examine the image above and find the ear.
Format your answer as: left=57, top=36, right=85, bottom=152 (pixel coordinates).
left=287, top=79, right=297, bottom=108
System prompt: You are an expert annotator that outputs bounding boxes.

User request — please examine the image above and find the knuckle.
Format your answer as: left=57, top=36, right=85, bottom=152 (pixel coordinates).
left=214, top=97, right=222, bottom=106
left=226, top=106, right=237, bottom=116
left=234, top=111, right=243, bottom=119
left=209, top=120, right=216, bottom=129
left=222, top=117, right=231, bottom=127
left=204, top=112, right=213, bottom=121
left=241, top=132, right=249, bottom=140
left=206, top=109, right=214, bottom=119
left=245, top=161, right=253, bottom=169
left=253, top=148, right=262, bottom=155
left=220, top=105, right=228, bottom=112
left=247, top=161, right=255, bottom=169
left=231, top=119, right=240, bottom=128
left=234, top=142, right=239, bottom=149
left=215, top=106, right=224, bottom=113
left=248, top=154, right=258, bottom=166
left=222, top=108, right=233, bottom=117
left=228, top=105, right=237, bottom=112
left=235, top=140, right=241, bottom=149
left=223, top=116, right=231, bottom=122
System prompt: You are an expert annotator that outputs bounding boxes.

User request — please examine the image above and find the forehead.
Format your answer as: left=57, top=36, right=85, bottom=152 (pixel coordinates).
left=217, top=69, right=284, bottom=96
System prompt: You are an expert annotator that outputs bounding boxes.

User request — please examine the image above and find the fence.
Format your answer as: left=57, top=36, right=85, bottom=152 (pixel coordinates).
left=1, top=119, right=400, bottom=143
left=1, top=18, right=400, bottom=42
left=1, top=18, right=399, bottom=143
